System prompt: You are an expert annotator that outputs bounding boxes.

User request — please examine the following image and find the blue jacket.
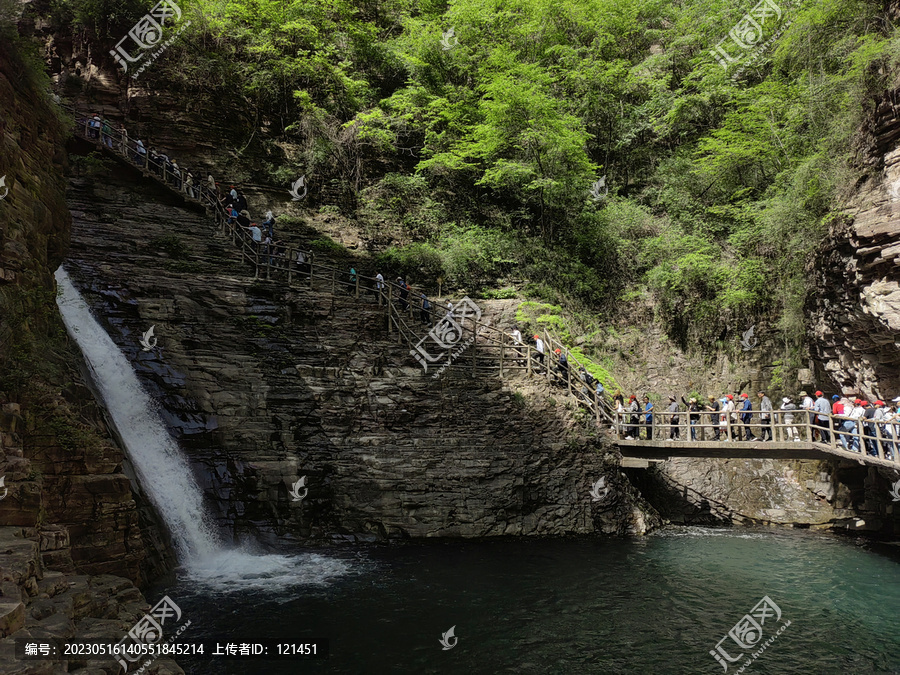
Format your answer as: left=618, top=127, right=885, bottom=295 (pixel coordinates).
left=644, top=402, right=654, bottom=423
left=741, top=398, right=752, bottom=422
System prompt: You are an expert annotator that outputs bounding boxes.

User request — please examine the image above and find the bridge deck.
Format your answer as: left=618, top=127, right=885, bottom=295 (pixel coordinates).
left=616, top=439, right=899, bottom=468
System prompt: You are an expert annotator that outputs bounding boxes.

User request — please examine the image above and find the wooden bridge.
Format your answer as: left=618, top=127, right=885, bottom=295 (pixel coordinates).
left=68, top=111, right=900, bottom=473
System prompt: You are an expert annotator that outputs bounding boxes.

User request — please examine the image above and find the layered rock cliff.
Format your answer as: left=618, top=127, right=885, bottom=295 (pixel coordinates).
left=809, top=90, right=900, bottom=398
left=0, top=33, right=179, bottom=672
left=60, top=153, right=661, bottom=542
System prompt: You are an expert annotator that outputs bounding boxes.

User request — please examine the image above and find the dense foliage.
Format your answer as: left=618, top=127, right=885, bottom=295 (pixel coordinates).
left=54, top=0, right=900, bottom=348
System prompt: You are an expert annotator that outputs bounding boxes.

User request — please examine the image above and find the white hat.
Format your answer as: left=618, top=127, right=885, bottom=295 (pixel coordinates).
left=782, top=397, right=790, bottom=403
left=893, top=396, right=900, bottom=402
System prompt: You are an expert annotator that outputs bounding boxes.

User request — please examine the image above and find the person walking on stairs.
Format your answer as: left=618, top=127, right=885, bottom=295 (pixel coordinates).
left=534, top=335, right=545, bottom=369
left=420, top=292, right=431, bottom=325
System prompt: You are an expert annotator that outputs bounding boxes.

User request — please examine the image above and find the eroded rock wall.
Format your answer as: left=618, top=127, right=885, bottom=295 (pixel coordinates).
left=62, top=157, right=661, bottom=541
left=809, top=91, right=900, bottom=398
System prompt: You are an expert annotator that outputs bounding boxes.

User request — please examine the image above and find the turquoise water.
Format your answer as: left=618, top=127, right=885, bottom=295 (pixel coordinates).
left=158, top=528, right=900, bottom=674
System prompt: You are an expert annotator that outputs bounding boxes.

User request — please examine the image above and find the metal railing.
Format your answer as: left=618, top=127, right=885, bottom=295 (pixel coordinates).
left=65, top=107, right=739, bottom=435
left=613, top=407, right=900, bottom=466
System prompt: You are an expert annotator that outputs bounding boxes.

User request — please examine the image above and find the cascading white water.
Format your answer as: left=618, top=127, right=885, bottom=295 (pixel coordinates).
left=55, top=267, right=221, bottom=563
left=55, top=267, right=350, bottom=588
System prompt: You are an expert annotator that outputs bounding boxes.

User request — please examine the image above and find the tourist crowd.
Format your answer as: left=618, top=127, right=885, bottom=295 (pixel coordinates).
left=78, top=112, right=900, bottom=465
left=607, top=388, right=898, bottom=460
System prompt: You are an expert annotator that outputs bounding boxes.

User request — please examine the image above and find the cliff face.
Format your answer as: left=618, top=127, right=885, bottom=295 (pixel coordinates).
left=0, top=34, right=181, bottom=669
left=61, top=156, right=661, bottom=541
left=0, top=34, right=154, bottom=586
left=808, top=91, right=900, bottom=398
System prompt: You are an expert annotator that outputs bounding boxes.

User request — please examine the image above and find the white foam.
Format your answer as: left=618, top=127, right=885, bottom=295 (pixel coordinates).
left=55, top=267, right=351, bottom=589
left=183, top=549, right=352, bottom=592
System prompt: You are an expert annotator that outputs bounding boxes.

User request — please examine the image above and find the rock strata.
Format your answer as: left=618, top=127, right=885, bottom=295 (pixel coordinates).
left=62, top=155, right=662, bottom=542
left=809, top=90, right=900, bottom=397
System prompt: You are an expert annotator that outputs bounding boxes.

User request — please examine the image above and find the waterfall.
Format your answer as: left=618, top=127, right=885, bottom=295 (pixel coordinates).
left=55, top=267, right=350, bottom=589
left=55, top=267, right=221, bottom=563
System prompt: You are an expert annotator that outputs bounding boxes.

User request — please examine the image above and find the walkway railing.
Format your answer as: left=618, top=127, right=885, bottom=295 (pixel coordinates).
left=69, top=108, right=614, bottom=423
left=613, top=408, right=900, bottom=467
left=68, top=107, right=900, bottom=468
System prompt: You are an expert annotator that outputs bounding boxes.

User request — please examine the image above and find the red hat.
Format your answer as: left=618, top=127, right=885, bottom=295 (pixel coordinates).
left=876, top=400, right=885, bottom=406
left=815, top=390, right=823, bottom=396
left=726, top=394, right=734, bottom=400
left=854, top=398, right=863, bottom=405
left=740, top=393, right=748, bottom=398
left=533, top=335, right=539, bottom=340
left=629, top=395, right=636, bottom=400
left=554, top=349, right=561, bottom=354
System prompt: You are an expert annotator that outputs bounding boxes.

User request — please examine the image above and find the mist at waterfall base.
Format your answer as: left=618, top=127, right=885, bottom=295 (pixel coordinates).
left=158, top=528, right=900, bottom=674
left=55, top=267, right=349, bottom=589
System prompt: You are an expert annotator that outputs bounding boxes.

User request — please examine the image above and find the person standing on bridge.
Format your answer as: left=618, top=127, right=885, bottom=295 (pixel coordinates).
left=875, top=401, right=894, bottom=459
left=849, top=398, right=866, bottom=452
left=799, top=391, right=815, bottom=441
left=832, top=396, right=850, bottom=450
left=643, top=395, right=654, bottom=441
left=739, top=393, right=756, bottom=441
left=667, top=395, right=680, bottom=440
left=681, top=397, right=700, bottom=441
left=813, top=391, right=832, bottom=443
left=705, top=396, right=721, bottom=441
left=780, top=396, right=799, bottom=441
left=627, top=395, right=639, bottom=440
left=882, top=400, right=898, bottom=460
left=721, top=395, right=735, bottom=441
left=758, top=391, right=774, bottom=441
left=862, top=400, right=879, bottom=456
left=874, top=400, right=889, bottom=457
